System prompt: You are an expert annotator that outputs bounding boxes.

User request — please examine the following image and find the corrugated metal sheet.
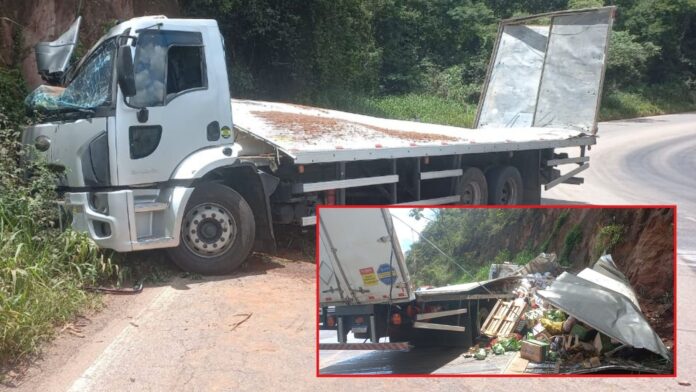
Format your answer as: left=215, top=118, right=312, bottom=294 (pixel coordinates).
left=537, top=261, right=670, bottom=360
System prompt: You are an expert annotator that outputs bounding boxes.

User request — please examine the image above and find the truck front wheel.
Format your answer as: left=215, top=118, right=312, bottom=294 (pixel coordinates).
left=167, top=183, right=256, bottom=275
left=486, top=166, right=523, bottom=205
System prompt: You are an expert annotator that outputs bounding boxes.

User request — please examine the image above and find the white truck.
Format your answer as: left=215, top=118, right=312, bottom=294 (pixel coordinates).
left=23, top=7, right=614, bottom=273
left=318, top=207, right=520, bottom=349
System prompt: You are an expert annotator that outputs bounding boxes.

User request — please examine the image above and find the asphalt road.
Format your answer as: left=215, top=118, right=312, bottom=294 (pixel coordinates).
left=317, top=113, right=696, bottom=385
left=3, top=113, right=694, bottom=391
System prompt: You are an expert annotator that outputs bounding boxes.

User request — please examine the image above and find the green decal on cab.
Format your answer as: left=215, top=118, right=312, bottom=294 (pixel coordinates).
left=221, top=126, right=232, bottom=139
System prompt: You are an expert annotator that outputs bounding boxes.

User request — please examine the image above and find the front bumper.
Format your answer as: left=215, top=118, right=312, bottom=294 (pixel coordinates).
left=64, top=187, right=193, bottom=252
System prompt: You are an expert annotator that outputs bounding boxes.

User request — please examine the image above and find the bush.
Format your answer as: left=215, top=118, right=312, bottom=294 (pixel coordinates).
left=592, top=224, right=625, bottom=260
left=560, top=224, right=583, bottom=265
left=0, top=67, right=116, bottom=363
left=605, top=31, right=660, bottom=90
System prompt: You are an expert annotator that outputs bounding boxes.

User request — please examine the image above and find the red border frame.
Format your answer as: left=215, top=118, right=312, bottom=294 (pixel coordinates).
left=315, top=204, right=677, bottom=378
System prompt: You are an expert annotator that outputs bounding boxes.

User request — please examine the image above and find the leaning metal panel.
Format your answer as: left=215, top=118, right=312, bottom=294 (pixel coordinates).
left=477, top=25, right=549, bottom=129
left=533, top=8, right=613, bottom=133
left=476, top=7, right=614, bottom=133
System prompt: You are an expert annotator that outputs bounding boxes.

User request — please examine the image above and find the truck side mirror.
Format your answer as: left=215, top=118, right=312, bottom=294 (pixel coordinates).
left=117, top=45, right=136, bottom=97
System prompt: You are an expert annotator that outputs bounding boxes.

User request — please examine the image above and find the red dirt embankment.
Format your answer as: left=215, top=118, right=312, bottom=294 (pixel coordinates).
left=0, top=0, right=181, bottom=87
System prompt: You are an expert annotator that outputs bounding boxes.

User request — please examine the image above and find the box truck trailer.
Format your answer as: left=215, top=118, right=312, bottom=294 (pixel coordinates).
left=318, top=207, right=522, bottom=349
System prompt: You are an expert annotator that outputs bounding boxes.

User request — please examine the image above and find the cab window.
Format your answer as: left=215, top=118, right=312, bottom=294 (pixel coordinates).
left=130, top=30, right=206, bottom=107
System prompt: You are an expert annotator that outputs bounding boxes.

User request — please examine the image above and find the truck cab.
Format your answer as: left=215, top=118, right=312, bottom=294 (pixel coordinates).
left=24, top=16, right=272, bottom=274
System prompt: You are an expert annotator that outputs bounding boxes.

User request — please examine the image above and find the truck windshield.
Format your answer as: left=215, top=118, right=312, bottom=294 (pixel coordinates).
left=25, top=38, right=117, bottom=113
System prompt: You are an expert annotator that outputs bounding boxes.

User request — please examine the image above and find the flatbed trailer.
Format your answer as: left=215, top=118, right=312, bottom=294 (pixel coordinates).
left=234, top=98, right=596, bottom=226
left=23, top=7, right=614, bottom=273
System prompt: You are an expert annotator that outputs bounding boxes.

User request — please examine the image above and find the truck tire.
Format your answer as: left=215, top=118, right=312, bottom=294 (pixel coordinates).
left=167, top=182, right=256, bottom=275
left=486, top=166, right=523, bottom=205
left=459, top=167, right=488, bottom=204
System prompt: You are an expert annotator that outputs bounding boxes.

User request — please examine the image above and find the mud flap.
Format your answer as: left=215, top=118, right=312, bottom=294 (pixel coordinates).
left=222, top=164, right=279, bottom=253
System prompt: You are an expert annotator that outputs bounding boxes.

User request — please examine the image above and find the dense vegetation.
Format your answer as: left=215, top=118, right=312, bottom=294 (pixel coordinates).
left=183, top=0, right=696, bottom=125
left=0, top=69, right=118, bottom=363
left=404, top=208, right=630, bottom=287
left=405, top=209, right=543, bottom=286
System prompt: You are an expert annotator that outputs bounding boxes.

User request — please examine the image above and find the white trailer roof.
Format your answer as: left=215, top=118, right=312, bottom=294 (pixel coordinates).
left=319, top=208, right=414, bottom=306
left=232, top=99, right=594, bottom=164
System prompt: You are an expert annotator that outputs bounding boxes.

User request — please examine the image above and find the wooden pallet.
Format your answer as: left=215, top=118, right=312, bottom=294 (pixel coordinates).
left=481, top=299, right=527, bottom=338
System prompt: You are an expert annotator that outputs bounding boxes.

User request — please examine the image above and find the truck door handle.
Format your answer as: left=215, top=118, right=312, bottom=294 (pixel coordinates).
left=207, top=121, right=220, bottom=141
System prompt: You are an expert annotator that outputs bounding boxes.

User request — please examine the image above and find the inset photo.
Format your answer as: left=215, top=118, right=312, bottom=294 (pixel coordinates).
left=317, top=206, right=675, bottom=376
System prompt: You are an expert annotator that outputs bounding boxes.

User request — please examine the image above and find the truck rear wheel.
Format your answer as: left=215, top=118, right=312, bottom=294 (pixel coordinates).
left=459, top=167, right=488, bottom=204
left=167, top=183, right=256, bottom=275
left=486, top=166, right=523, bottom=205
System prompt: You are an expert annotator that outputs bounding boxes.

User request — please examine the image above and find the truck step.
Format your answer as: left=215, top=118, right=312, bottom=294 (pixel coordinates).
left=413, top=321, right=466, bottom=332
left=132, top=236, right=176, bottom=251
left=420, top=169, right=463, bottom=180
left=416, top=308, right=467, bottom=320
left=545, top=156, right=589, bottom=166
left=134, top=201, right=168, bottom=213
left=564, top=177, right=584, bottom=185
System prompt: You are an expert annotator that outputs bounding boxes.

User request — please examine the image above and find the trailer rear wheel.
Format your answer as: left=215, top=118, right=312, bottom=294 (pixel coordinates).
left=458, top=167, right=488, bottom=204
left=167, top=183, right=256, bottom=275
left=486, top=166, right=523, bottom=205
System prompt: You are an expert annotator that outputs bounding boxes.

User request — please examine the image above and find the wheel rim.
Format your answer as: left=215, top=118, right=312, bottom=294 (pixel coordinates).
left=182, top=202, right=237, bottom=258
left=499, top=178, right=518, bottom=204
left=461, top=182, right=482, bottom=204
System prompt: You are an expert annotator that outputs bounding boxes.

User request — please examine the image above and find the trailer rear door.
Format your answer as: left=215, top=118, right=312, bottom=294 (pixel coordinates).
left=476, top=7, right=614, bottom=134
left=319, top=208, right=414, bottom=306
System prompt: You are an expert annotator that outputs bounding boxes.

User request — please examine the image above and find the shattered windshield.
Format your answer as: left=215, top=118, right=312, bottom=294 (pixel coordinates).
left=25, top=38, right=117, bottom=112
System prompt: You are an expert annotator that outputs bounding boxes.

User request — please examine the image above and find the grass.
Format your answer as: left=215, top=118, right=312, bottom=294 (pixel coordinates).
left=600, top=84, right=696, bottom=121
left=0, top=193, right=118, bottom=362
left=513, top=248, right=537, bottom=265
left=560, top=224, right=583, bottom=266
left=317, top=93, right=477, bottom=127
left=592, top=224, right=625, bottom=260
left=314, top=82, right=695, bottom=129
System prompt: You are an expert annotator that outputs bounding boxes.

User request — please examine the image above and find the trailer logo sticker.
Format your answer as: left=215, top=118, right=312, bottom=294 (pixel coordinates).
left=377, top=264, right=397, bottom=285
left=359, top=267, right=379, bottom=286
left=221, top=126, right=232, bottom=139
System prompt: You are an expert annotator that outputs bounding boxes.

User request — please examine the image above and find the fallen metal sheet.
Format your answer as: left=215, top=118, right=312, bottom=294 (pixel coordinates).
left=577, top=255, right=641, bottom=310
left=592, top=254, right=632, bottom=284
left=537, top=272, right=670, bottom=360
left=415, top=275, right=521, bottom=298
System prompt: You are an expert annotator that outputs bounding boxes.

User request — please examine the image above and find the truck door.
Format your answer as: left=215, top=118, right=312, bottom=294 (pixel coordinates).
left=475, top=7, right=614, bottom=134
left=318, top=208, right=414, bottom=306
left=114, top=27, right=231, bottom=185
